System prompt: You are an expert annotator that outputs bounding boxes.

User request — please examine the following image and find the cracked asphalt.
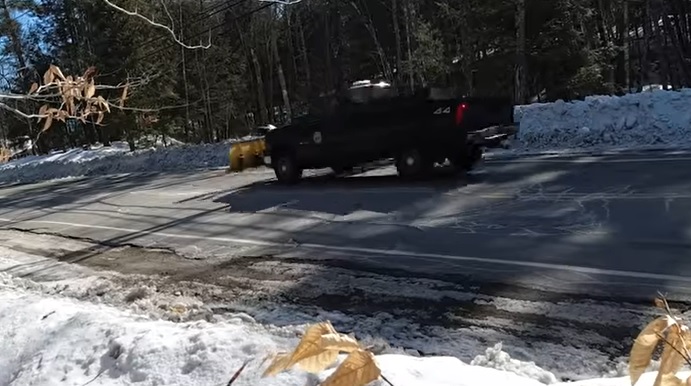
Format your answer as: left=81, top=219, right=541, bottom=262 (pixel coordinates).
left=2, top=150, right=691, bottom=301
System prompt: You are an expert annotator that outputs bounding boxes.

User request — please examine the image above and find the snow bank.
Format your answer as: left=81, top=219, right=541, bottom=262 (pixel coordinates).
left=0, top=141, right=238, bottom=185
left=0, top=255, right=686, bottom=386
left=514, top=89, right=691, bottom=153
left=2, top=282, right=687, bottom=386
left=0, top=284, right=547, bottom=386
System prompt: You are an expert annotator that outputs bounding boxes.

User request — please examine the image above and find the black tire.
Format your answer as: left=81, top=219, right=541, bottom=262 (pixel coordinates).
left=396, top=148, right=433, bottom=179
left=273, top=153, right=302, bottom=184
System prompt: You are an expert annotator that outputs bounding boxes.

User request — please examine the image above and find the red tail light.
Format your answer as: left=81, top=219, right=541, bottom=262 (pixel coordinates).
left=455, top=103, right=468, bottom=125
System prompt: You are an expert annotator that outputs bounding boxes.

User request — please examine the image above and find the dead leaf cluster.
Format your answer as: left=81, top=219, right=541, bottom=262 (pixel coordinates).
left=629, top=297, right=691, bottom=386
left=29, top=65, right=128, bottom=131
left=263, top=321, right=383, bottom=386
left=0, top=147, right=10, bottom=163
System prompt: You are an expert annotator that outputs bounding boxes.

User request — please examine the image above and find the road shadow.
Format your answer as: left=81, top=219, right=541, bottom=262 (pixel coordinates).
left=213, top=166, right=481, bottom=216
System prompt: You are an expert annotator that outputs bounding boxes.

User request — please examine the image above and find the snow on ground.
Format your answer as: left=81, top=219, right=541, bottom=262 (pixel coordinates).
left=1, top=276, right=687, bottom=386
left=0, top=140, right=235, bottom=185
left=514, top=88, right=691, bottom=153
left=0, top=281, right=547, bottom=386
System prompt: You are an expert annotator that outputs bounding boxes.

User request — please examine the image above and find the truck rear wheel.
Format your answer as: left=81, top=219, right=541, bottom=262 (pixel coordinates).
left=396, top=148, right=433, bottom=179
left=273, top=154, right=302, bottom=184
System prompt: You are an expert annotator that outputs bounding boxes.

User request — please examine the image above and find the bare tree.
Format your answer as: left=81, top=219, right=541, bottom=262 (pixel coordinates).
left=102, top=0, right=211, bottom=49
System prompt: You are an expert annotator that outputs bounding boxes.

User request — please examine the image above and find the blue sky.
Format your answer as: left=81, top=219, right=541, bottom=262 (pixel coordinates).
left=1, top=6, right=42, bottom=89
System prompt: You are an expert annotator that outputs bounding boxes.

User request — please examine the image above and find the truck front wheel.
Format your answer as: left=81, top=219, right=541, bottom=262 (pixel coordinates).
left=396, top=148, right=433, bottom=179
left=273, top=154, right=302, bottom=184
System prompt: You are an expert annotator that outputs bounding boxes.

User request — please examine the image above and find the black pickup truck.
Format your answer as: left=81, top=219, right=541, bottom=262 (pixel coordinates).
left=264, top=86, right=516, bottom=184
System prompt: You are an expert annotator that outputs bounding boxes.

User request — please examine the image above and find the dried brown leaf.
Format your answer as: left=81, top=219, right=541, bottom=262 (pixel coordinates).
left=96, top=96, right=110, bottom=113
left=50, top=64, right=66, bottom=81
left=83, top=66, right=97, bottom=80
left=42, top=114, right=53, bottom=131
left=96, top=112, right=104, bottom=125
left=657, top=373, right=685, bottom=386
left=263, top=321, right=339, bottom=377
left=296, top=349, right=339, bottom=374
left=37, top=104, right=49, bottom=122
left=283, top=322, right=337, bottom=368
left=262, top=352, right=292, bottom=377
left=85, top=80, right=96, bottom=99
left=320, top=349, right=381, bottom=386
left=320, top=334, right=361, bottom=353
left=120, top=84, right=129, bottom=108
left=654, top=327, right=689, bottom=386
left=43, top=68, right=54, bottom=85
left=630, top=316, right=673, bottom=386
left=29, top=82, right=38, bottom=94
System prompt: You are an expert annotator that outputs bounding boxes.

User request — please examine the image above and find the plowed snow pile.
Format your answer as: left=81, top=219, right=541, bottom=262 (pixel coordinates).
left=0, top=141, right=233, bottom=185
left=514, top=89, right=691, bottom=152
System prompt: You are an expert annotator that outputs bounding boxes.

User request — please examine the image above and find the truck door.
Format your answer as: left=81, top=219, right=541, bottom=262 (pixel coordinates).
left=295, top=119, right=350, bottom=168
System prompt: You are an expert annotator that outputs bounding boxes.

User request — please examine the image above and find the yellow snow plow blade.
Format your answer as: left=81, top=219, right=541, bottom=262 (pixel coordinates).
left=227, top=137, right=266, bottom=172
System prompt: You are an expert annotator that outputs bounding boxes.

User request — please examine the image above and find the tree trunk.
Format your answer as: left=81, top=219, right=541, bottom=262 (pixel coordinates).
left=180, top=2, right=191, bottom=141
left=350, top=1, right=392, bottom=80
left=250, top=47, right=269, bottom=123
left=642, top=0, right=652, bottom=85
left=392, top=0, right=403, bottom=86
left=404, top=0, right=415, bottom=92
left=297, top=15, right=311, bottom=95
left=622, top=0, right=630, bottom=91
left=272, top=21, right=292, bottom=123
left=514, top=0, right=527, bottom=104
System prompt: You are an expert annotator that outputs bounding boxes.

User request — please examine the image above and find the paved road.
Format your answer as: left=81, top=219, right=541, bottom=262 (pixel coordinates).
left=3, top=151, right=691, bottom=301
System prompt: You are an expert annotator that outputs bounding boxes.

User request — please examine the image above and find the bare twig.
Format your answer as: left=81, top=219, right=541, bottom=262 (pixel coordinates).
left=0, top=102, right=43, bottom=119
left=159, top=0, right=176, bottom=31
left=656, top=293, right=691, bottom=368
left=102, top=0, right=211, bottom=49
left=380, top=374, right=396, bottom=386
left=226, top=359, right=251, bottom=386
left=655, top=331, right=691, bottom=367
left=658, top=291, right=675, bottom=316
left=81, top=367, right=108, bottom=386
left=107, top=100, right=198, bottom=112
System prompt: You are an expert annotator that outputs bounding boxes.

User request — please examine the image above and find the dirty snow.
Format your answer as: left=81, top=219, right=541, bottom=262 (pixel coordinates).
left=1, top=277, right=688, bottom=386
left=514, top=88, right=691, bottom=153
